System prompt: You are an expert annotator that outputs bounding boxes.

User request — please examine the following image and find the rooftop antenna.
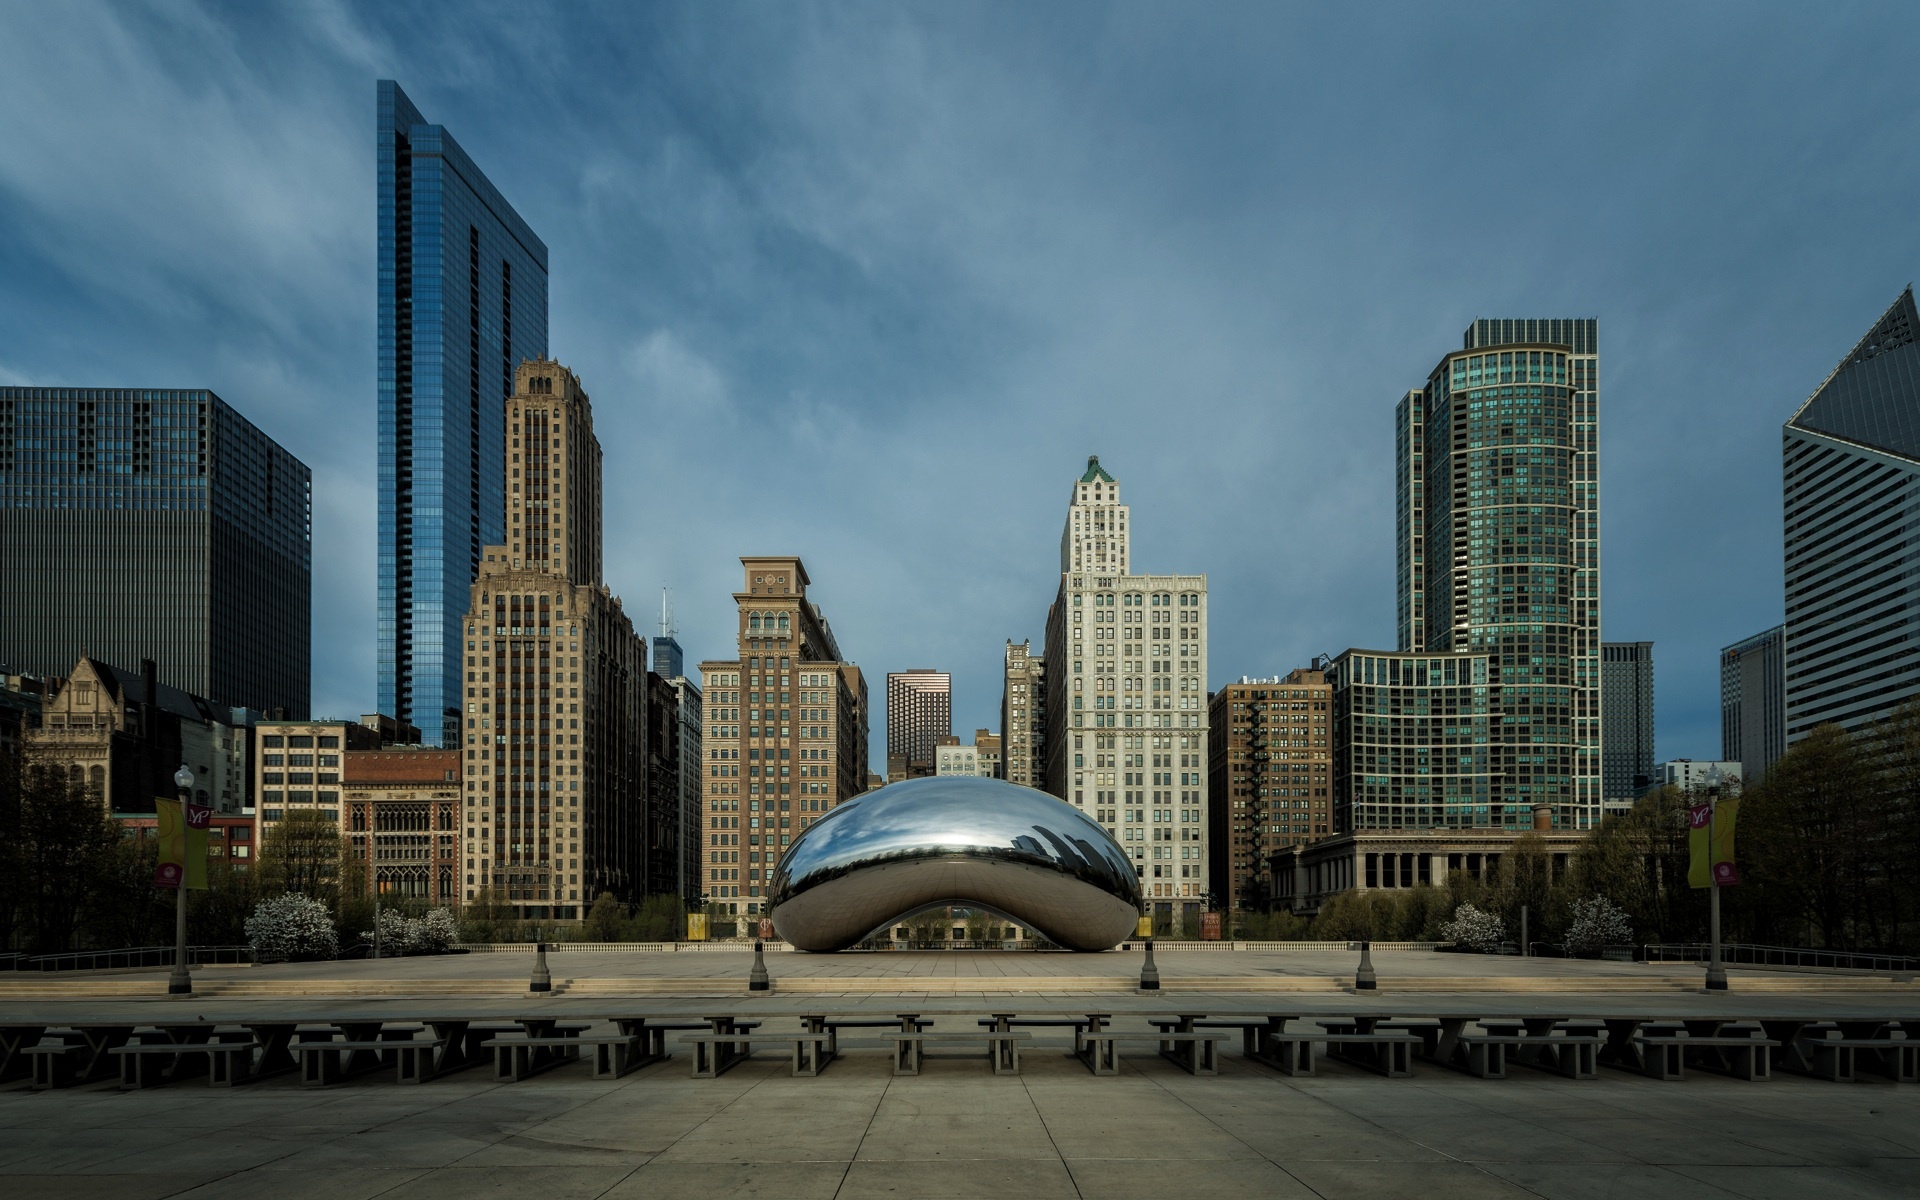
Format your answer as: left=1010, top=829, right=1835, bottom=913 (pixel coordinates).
left=659, top=587, right=675, bottom=640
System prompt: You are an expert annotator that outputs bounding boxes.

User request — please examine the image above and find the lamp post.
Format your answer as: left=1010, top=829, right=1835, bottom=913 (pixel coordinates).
left=1705, top=790, right=1728, bottom=992
left=168, top=765, right=194, bottom=996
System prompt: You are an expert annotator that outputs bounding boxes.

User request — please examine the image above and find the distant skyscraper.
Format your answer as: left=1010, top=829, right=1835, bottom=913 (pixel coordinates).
left=461, top=361, right=649, bottom=922
left=1001, top=639, right=1045, bottom=786
left=1784, top=287, right=1920, bottom=740
left=699, top=556, right=870, bottom=916
left=0, top=387, right=310, bottom=716
left=1721, top=625, right=1786, bottom=784
left=1395, top=319, right=1602, bottom=828
left=886, top=669, right=952, bottom=777
left=378, top=80, right=549, bottom=747
left=1601, top=642, right=1655, bottom=803
left=1042, top=457, right=1210, bottom=924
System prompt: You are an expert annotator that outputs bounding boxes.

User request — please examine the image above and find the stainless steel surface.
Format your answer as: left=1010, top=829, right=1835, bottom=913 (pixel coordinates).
left=767, top=776, right=1143, bottom=952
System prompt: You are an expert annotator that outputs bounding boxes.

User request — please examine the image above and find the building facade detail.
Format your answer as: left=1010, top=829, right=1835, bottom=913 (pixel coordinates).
left=1207, top=670, right=1331, bottom=911
left=1001, top=639, right=1045, bottom=786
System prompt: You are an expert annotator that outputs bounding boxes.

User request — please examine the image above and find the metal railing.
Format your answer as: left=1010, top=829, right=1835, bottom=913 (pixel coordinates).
left=17, top=945, right=254, bottom=972
left=1642, top=942, right=1920, bottom=973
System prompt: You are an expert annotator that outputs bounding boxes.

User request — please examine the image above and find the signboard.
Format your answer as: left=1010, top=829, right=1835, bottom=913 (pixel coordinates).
left=1136, top=915, right=1154, bottom=939
left=686, top=913, right=708, bottom=941
left=1201, top=911, right=1222, bottom=940
left=759, top=917, right=775, bottom=941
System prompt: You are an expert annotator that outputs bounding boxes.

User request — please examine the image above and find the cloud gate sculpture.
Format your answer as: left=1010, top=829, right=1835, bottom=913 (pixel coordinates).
left=767, top=776, right=1143, bottom=952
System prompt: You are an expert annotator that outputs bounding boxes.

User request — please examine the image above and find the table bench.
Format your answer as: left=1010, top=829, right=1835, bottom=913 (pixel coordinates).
left=887, top=1030, right=1031, bottom=1076
left=1075, top=1029, right=1231, bottom=1076
left=292, top=1023, right=446, bottom=1086
left=112, top=1030, right=259, bottom=1088
left=27, top=1025, right=133, bottom=1089
left=977, top=1015, right=1103, bottom=1056
left=1759, top=1020, right=1916, bottom=1083
left=1624, top=1023, right=1776, bottom=1081
left=677, top=1029, right=825, bottom=1078
left=0, top=1024, right=48, bottom=1084
left=1314, top=1022, right=1424, bottom=1078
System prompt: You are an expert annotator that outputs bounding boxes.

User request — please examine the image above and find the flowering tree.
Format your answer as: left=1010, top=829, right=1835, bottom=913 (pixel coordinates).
left=246, top=893, right=339, bottom=962
left=1438, top=903, right=1505, bottom=953
left=1563, top=894, right=1634, bottom=956
left=363, top=907, right=460, bottom=955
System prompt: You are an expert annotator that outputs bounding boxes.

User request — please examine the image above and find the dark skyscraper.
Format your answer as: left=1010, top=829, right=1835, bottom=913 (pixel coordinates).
left=377, top=80, right=548, bottom=747
left=1601, top=641, right=1654, bottom=802
left=0, top=387, right=310, bottom=716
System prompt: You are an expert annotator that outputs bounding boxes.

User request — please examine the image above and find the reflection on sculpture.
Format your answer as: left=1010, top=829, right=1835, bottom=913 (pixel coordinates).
left=767, top=776, right=1143, bottom=952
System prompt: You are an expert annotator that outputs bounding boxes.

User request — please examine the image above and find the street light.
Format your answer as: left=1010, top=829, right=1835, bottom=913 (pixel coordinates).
left=168, top=765, right=194, bottom=996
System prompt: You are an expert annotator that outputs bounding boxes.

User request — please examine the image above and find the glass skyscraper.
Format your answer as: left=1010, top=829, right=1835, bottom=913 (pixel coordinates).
left=1392, top=319, right=1603, bottom=829
left=378, top=80, right=548, bottom=747
left=0, top=387, right=311, bottom=716
left=1783, top=287, right=1920, bottom=740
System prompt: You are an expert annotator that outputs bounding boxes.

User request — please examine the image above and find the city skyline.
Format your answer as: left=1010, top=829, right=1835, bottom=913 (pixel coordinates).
left=4, top=6, right=1918, bottom=771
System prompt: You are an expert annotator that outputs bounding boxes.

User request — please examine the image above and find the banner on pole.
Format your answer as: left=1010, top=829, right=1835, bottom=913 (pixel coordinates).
left=1687, top=798, right=1741, bottom=888
left=154, top=797, right=184, bottom=889
left=686, top=913, right=708, bottom=941
left=184, top=802, right=211, bottom=891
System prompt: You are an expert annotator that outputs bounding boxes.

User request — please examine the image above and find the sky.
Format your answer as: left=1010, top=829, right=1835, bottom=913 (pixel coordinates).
left=3, top=1, right=1918, bottom=773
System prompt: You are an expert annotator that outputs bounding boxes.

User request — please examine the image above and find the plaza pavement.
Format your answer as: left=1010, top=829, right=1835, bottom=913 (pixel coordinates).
left=3, top=950, right=1918, bottom=1198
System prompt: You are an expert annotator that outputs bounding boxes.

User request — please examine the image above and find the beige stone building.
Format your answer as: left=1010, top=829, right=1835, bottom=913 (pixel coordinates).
left=699, top=556, right=869, bottom=918
left=1000, top=639, right=1044, bottom=786
left=1041, top=457, right=1211, bottom=928
left=256, top=719, right=380, bottom=837
left=459, top=359, right=650, bottom=923
left=343, top=747, right=461, bottom=906
left=1207, top=669, right=1333, bottom=912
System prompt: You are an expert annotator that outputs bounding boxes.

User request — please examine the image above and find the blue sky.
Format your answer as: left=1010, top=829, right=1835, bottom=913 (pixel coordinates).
left=3, top=2, right=1916, bottom=771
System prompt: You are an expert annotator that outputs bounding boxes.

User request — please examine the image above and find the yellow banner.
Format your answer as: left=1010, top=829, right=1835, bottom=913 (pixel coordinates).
left=1687, top=798, right=1740, bottom=888
left=154, top=798, right=185, bottom=889
left=184, top=803, right=210, bottom=891
left=1136, top=915, right=1154, bottom=939
left=686, top=912, right=708, bottom=941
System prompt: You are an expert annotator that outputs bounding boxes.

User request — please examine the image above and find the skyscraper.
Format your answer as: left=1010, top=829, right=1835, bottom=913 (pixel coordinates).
left=886, top=669, right=951, bottom=778
left=1207, top=669, right=1332, bottom=912
left=461, top=360, right=649, bottom=923
left=1601, top=642, right=1655, bottom=804
left=1043, top=457, right=1210, bottom=926
left=378, top=80, right=549, bottom=747
left=1721, top=624, right=1786, bottom=784
left=0, top=387, right=310, bottom=716
left=1783, top=287, right=1920, bottom=740
left=699, top=557, right=870, bottom=918
left=1395, top=320, right=1602, bottom=828
left=1001, top=639, right=1045, bottom=786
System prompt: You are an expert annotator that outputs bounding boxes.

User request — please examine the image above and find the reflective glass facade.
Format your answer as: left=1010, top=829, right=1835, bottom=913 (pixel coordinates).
left=378, top=80, right=548, bottom=747
left=1783, top=288, right=1920, bottom=738
left=1394, top=319, right=1602, bottom=829
left=0, top=388, right=311, bottom=715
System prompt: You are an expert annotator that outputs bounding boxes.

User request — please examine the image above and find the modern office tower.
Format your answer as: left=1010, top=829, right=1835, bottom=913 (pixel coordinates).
left=1783, top=287, right=1920, bottom=740
left=1601, top=642, right=1655, bottom=803
left=255, top=718, right=382, bottom=838
left=1395, top=319, right=1602, bottom=828
left=886, top=669, right=951, bottom=778
left=459, top=360, right=649, bottom=923
left=1655, top=759, right=1743, bottom=794
left=0, top=388, right=311, bottom=717
left=1042, top=457, right=1210, bottom=924
left=1207, top=669, right=1333, bottom=911
left=378, top=80, right=550, bottom=748
left=341, top=747, right=462, bottom=905
left=1001, top=639, right=1046, bottom=785
left=699, top=556, right=870, bottom=917
left=1327, top=649, right=1494, bottom=831
left=1721, top=625, right=1786, bottom=784
left=29, top=657, right=259, bottom=816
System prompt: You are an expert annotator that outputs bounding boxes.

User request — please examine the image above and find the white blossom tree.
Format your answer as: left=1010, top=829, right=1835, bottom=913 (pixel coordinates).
left=246, top=893, right=339, bottom=962
left=1438, top=903, right=1505, bottom=953
left=1563, top=894, right=1634, bottom=956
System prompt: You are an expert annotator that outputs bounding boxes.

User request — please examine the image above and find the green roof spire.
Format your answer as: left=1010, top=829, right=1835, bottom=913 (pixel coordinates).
left=1080, top=455, right=1115, bottom=483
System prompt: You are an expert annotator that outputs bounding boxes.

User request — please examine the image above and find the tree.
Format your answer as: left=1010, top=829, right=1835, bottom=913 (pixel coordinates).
left=902, top=908, right=949, bottom=948
left=583, top=892, right=624, bottom=941
left=627, top=894, right=685, bottom=942
left=258, top=810, right=343, bottom=903
left=1438, top=903, right=1505, bottom=952
left=246, top=893, right=339, bottom=961
left=1562, top=895, right=1633, bottom=956
left=9, top=757, right=121, bottom=953
left=1741, top=723, right=1883, bottom=950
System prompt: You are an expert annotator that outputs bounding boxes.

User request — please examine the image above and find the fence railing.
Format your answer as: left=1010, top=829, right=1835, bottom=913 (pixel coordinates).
left=12, top=945, right=254, bottom=972
left=1642, top=942, right=1920, bottom=973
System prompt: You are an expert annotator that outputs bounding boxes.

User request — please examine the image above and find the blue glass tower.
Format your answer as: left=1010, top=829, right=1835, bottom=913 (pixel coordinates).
left=378, top=80, right=548, bottom=746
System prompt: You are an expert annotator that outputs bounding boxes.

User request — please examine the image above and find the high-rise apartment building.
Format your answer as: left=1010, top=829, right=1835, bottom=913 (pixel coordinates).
left=1601, top=642, right=1655, bottom=803
left=460, top=361, right=650, bottom=923
left=1, top=388, right=311, bottom=716
left=1721, top=624, right=1786, bottom=784
left=1001, top=639, right=1045, bottom=785
left=1042, top=457, right=1209, bottom=924
left=1395, top=319, right=1602, bottom=828
left=1783, top=287, right=1920, bottom=740
left=378, top=80, right=550, bottom=748
left=1207, top=670, right=1332, bottom=912
left=699, top=557, right=870, bottom=916
left=886, top=669, right=951, bottom=778
left=1327, top=649, right=1494, bottom=831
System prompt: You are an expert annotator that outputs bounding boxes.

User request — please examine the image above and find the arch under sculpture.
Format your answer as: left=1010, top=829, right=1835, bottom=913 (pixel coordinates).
left=767, top=776, right=1142, bottom=952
